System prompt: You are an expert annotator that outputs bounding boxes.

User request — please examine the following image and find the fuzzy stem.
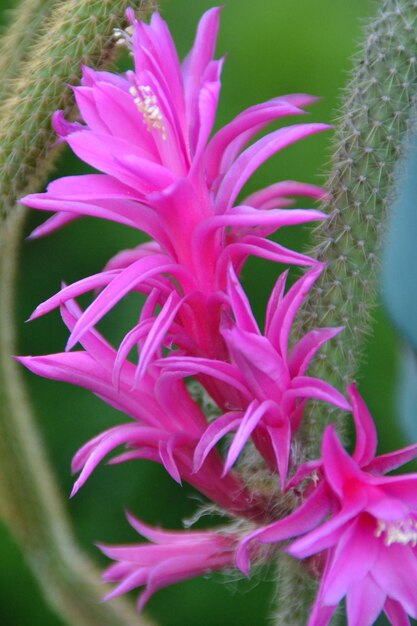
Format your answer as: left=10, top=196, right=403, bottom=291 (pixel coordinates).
left=275, top=1, right=417, bottom=624
left=0, top=1, right=156, bottom=625
left=0, top=0, right=59, bottom=99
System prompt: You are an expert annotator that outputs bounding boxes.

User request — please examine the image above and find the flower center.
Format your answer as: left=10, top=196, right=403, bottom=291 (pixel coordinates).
left=129, top=85, right=167, bottom=140
left=375, top=517, right=417, bottom=547
left=113, top=25, right=134, bottom=50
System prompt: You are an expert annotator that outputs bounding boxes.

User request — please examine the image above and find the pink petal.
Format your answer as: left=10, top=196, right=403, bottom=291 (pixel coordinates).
left=267, top=421, right=291, bottom=489
left=193, top=412, right=242, bottom=472
left=226, top=265, right=259, bottom=334
left=28, top=270, right=119, bottom=321
left=65, top=255, right=187, bottom=350
left=112, top=318, right=154, bottom=388
left=348, top=384, right=378, bottom=467
left=205, top=101, right=306, bottom=184
left=183, top=7, right=221, bottom=126
left=71, top=424, right=164, bottom=496
left=289, top=327, right=343, bottom=377
left=322, top=426, right=366, bottom=498
left=160, top=356, right=251, bottom=400
left=384, top=598, right=412, bottom=626
left=322, top=515, right=378, bottom=605
left=267, top=264, right=324, bottom=359
left=243, top=180, right=326, bottom=209
left=134, top=291, right=183, bottom=383
left=223, top=400, right=274, bottom=475
left=288, top=376, right=351, bottom=412
left=159, top=439, right=182, bottom=484
left=217, top=238, right=319, bottom=283
left=366, top=443, right=417, bottom=476
left=27, top=212, right=79, bottom=239
left=372, top=544, right=417, bottom=618
left=214, top=123, right=331, bottom=213
left=346, top=576, right=386, bottom=626
left=289, top=497, right=367, bottom=560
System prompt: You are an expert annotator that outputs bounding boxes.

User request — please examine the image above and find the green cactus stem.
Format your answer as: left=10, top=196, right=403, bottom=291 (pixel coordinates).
left=274, top=1, right=417, bottom=624
left=0, top=0, right=58, bottom=99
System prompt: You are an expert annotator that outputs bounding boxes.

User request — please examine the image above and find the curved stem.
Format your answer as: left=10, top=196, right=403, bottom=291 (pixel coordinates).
left=0, top=0, right=60, bottom=100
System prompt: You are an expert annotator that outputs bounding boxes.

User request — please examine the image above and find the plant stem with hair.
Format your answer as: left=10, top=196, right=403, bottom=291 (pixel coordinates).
left=275, top=1, right=417, bottom=623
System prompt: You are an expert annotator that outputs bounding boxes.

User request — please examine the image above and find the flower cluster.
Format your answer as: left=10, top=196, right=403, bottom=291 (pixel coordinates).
left=20, top=7, right=417, bottom=626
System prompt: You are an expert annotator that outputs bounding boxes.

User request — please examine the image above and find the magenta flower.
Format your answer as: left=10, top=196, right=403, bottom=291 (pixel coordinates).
left=98, top=512, right=238, bottom=610
left=237, top=385, right=417, bottom=626
left=18, top=298, right=266, bottom=520
left=161, top=264, right=349, bottom=487
left=21, top=7, right=329, bottom=364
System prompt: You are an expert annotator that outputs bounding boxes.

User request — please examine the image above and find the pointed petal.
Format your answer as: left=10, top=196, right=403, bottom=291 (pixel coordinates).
left=346, top=576, right=386, bottom=626
left=27, top=212, right=79, bottom=239
left=183, top=7, right=221, bottom=121
left=288, top=376, right=351, bottom=412
left=205, top=101, right=306, bottom=183
left=321, top=426, right=365, bottom=497
left=267, top=265, right=324, bottom=359
left=193, top=412, right=242, bottom=472
left=28, top=270, right=119, bottom=320
left=322, top=515, right=378, bottom=605
left=236, top=482, right=330, bottom=574
left=243, top=180, right=326, bottom=209
left=267, top=421, right=292, bottom=489
left=66, top=255, right=187, bottom=350
left=226, top=264, right=259, bottom=334
left=348, top=384, right=378, bottom=467
left=289, top=327, right=343, bottom=377
left=215, top=123, right=331, bottom=213
left=372, top=544, right=417, bottom=618
left=384, top=598, right=412, bottom=626
left=366, top=443, right=417, bottom=475
left=159, top=440, right=182, bottom=484
left=160, top=356, right=251, bottom=399
left=223, top=401, right=273, bottom=475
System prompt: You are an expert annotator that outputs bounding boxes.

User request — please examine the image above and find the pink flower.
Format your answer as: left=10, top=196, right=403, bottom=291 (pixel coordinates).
left=98, top=512, right=238, bottom=610
left=161, top=265, right=349, bottom=488
left=18, top=298, right=266, bottom=520
left=238, top=385, right=417, bottom=626
left=21, top=7, right=329, bottom=364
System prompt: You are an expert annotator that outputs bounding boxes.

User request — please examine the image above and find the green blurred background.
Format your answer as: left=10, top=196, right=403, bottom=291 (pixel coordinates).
left=0, top=1, right=406, bottom=624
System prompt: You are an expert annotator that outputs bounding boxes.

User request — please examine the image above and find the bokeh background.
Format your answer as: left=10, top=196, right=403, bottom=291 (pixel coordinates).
left=0, top=0, right=409, bottom=624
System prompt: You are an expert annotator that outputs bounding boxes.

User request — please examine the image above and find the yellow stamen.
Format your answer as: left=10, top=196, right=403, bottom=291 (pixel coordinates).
left=375, top=517, right=417, bottom=547
left=131, top=84, right=167, bottom=140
